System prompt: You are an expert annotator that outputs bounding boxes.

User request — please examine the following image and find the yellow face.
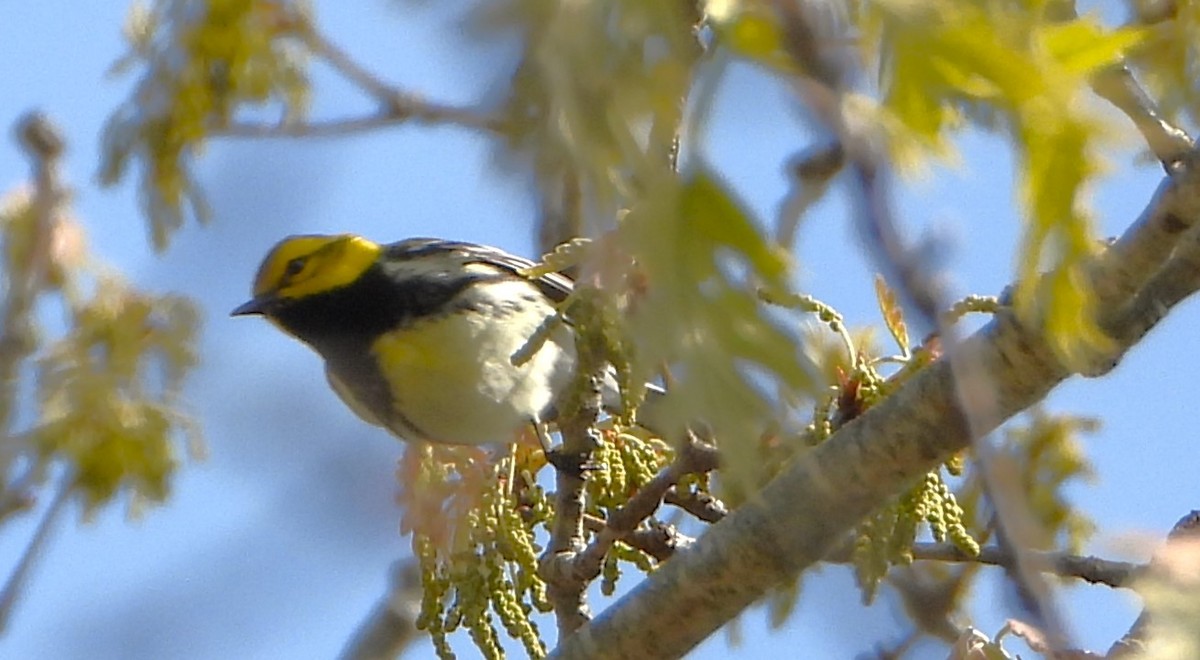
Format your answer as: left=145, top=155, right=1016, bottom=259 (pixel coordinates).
left=233, top=234, right=382, bottom=315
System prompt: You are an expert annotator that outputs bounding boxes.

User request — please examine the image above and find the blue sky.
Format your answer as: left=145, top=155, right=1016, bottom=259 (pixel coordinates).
left=1, top=1, right=1190, bottom=658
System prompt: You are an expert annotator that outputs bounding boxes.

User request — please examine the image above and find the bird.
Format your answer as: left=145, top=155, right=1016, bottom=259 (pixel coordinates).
left=231, top=234, right=627, bottom=457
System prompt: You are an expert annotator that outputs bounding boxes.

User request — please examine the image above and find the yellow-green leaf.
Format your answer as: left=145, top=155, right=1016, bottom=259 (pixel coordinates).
left=681, top=172, right=789, bottom=285
left=1037, top=19, right=1147, bottom=75
left=874, top=274, right=910, bottom=356
left=726, top=11, right=782, bottom=61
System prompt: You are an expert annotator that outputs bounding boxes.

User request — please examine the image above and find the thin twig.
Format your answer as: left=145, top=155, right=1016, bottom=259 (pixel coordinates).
left=0, top=462, right=39, bottom=524
left=0, top=472, right=71, bottom=634
left=537, top=168, right=583, bottom=261
left=777, top=143, right=845, bottom=250
left=663, top=485, right=727, bottom=523
left=823, top=541, right=1141, bottom=589
left=570, top=437, right=718, bottom=582
left=0, top=113, right=66, bottom=525
left=300, top=24, right=398, bottom=103
left=216, top=107, right=505, bottom=139
left=286, top=22, right=508, bottom=136
left=1059, top=0, right=1194, bottom=168
left=582, top=514, right=695, bottom=563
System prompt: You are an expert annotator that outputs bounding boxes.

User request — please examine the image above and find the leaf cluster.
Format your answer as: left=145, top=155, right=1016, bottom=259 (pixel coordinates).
left=403, top=428, right=682, bottom=659
left=100, top=0, right=310, bottom=249
left=0, top=184, right=201, bottom=518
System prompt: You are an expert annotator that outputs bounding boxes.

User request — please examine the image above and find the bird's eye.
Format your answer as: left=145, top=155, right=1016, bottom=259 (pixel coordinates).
left=284, top=256, right=307, bottom=278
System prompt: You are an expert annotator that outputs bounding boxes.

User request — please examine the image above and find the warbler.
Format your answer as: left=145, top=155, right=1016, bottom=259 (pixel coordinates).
left=231, top=234, right=611, bottom=452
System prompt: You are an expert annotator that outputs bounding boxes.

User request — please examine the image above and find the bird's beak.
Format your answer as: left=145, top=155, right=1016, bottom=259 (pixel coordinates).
left=230, top=296, right=272, bottom=317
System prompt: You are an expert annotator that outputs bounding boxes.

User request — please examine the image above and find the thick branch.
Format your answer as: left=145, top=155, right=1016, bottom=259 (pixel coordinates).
left=550, top=160, right=1200, bottom=658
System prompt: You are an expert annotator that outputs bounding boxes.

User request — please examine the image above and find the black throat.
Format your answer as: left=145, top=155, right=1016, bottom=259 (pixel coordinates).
left=271, top=263, right=477, bottom=360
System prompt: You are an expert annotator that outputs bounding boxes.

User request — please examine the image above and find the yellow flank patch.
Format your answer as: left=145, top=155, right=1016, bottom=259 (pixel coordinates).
left=252, top=234, right=382, bottom=299
left=368, top=312, right=516, bottom=444
left=371, top=319, right=481, bottom=392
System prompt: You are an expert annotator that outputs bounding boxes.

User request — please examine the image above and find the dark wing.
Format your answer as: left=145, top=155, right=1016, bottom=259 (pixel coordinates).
left=384, top=238, right=575, bottom=304
left=384, top=238, right=662, bottom=423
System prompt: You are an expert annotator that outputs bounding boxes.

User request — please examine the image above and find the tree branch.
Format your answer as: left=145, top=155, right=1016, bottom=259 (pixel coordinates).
left=822, top=542, right=1141, bottom=589
left=303, top=22, right=507, bottom=134
left=0, top=112, right=67, bottom=524
left=0, top=472, right=70, bottom=634
left=582, top=515, right=695, bottom=563
left=1091, top=65, right=1192, bottom=166
left=214, top=16, right=508, bottom=139
left=337, top=560, right=423, bottom=660
left=0, top=112, right=64, bottom=437
left=570, top=437, right=718, bottom=582
left=549, top=152, right=1200, bottom=658
left=216, top=106, right=505, bottom=139
left=663, top=485, right=728, bottom=523
left=539, top=363, right=605, bottom=637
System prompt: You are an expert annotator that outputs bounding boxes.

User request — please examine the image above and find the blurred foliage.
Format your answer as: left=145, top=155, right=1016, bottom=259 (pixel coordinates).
left=404, top=446, right=549, bottom=660
left=100, top=0, right=310, bottom=250
left=853, top=471, right=979, bottom=605
left=33, top=278, right=200, bottom=510
left=993, top=408, right=1099, bottom=554
left=474, top=0, right=703, bottom=226
left=858, top=0, right=1143, bottom=369
left=622, top=171, right=816, bottom=497
left=1128, top=533, right=1200, bottom=660
left=1127, top=0, right=1200, bottom=130
left=0, top=185, right=200, bottom=516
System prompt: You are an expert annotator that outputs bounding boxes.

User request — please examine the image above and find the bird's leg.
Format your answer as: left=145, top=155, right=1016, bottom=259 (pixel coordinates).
left=532, top=418, right=594, bottom=478
left=501, top=443, right=518, bottom=500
